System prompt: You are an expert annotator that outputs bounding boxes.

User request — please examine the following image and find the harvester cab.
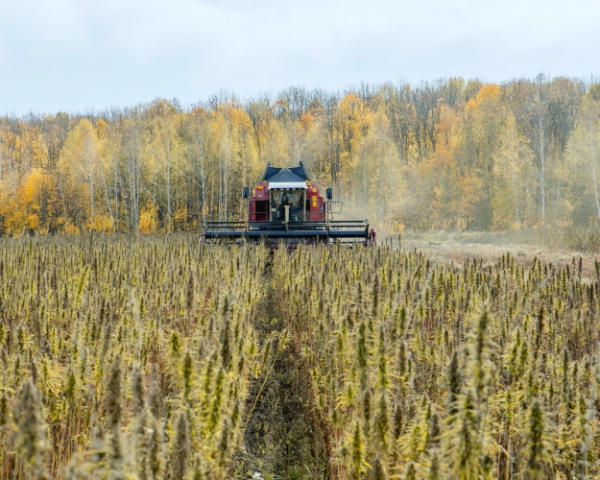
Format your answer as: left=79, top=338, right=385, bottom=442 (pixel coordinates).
left=204, top=162, right=369, bottom=246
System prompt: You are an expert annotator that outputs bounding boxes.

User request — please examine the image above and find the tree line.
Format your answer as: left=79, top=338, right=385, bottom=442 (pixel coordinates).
left=1, top=75, right=599, bottom=235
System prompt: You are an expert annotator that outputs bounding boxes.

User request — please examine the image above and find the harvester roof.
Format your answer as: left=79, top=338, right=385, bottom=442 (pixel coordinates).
left=261, top=163, right=310, bottom=189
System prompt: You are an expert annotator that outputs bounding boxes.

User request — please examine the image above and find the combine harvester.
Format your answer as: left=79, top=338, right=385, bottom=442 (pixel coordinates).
left=204, top=162, right=371, bottom=247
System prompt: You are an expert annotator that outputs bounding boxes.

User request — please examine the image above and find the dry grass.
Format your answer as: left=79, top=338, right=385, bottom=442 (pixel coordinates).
left=385, top=230, right=600, bottom=279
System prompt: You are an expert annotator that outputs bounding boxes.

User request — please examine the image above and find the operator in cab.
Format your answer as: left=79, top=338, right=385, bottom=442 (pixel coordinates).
left=277, top=192, right=291, bottom=220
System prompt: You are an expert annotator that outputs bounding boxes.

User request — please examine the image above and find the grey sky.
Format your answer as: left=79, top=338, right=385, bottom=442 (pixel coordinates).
left=1, top=0, right=599, bottom=115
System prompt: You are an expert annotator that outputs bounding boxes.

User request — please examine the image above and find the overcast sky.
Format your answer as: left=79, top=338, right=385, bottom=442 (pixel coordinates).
left=1, top=0, right=599, bottom=115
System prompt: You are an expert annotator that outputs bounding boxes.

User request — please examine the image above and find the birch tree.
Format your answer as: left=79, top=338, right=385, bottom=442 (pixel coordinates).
left=58, top=119, right=102, bottom=230
left=529, top=76, right=551, bottom=225
left=492, top=113, right=533, bottom=228
left=565, top=95, right=600, bottom=221
left=144, top=108, right=183, bottom=232
left=123, top=116, right=143, bottom=232
left=186, top=110, right=209, bottom=229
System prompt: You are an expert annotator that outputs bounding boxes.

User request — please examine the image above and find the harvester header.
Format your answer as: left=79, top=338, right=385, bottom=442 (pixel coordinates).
left=204, top=162, right=370, bottom=246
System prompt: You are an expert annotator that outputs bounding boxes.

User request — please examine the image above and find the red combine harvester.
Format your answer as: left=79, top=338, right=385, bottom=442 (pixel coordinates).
left=204, top=162, right=370, bottom=246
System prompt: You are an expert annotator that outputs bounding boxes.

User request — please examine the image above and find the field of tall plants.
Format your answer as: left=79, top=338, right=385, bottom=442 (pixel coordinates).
left=0, top=235, right=276, bottom=479
left=273, top=245, right=600, bottom=479
left=1, top=235, right=600, bottom=479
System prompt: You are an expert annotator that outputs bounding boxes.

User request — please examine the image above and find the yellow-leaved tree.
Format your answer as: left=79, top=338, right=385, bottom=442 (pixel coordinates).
left=142, top=101, right=184, bottom=232
left=564, top=93, right=600, bottom=224
left=57, top=118, right=102, bottom=232
left=492, top=112, right=534, bottom=230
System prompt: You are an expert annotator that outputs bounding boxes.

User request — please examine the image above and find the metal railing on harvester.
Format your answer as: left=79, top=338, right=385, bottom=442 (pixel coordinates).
left=203, top=219, right=369, bottom=245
